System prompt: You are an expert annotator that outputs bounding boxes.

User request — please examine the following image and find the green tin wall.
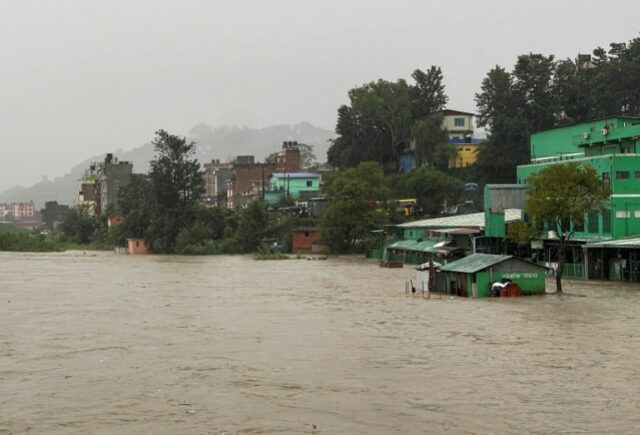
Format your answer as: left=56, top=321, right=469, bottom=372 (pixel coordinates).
left=475, top=269, right=545, bottom=297
left=531, top=117, right=640, bottom=159
left=517, top=155, right=640, bottom=240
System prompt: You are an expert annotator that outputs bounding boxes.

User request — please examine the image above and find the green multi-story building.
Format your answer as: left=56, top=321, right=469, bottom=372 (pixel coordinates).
left=264, top=172, right=320, bottom=205
left=516, top=117, right=640, bottom=281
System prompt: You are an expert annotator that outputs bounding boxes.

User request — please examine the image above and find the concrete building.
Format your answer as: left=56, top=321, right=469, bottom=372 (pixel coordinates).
left=400, top=109, right=482, bottom=171
left=41, top=201, right=70, bottom=229
left=441, top=109, right=482, bottom=169
left=9, top=201, right=34, bottom=218
left=203, top=159, right=233, bottom=206
left=226, top=142, right=302, bottom=208
left=264, top=172, right=320, bottom=205
left=77, top=154, right=133, bottom=215
left=97, top=153, right=133, bottom=215
left=515, top=116, right=640, bottom=281
left=77, top=177, right=98, bottom=215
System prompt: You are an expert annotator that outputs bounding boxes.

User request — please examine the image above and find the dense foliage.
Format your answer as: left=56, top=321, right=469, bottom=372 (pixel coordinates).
left=475, top=37, right=640, bottom=184
left=525, top=162, right=611, bottom=292
left=327, top=67, right=448, bottom=171
left=319, top=162, right=390, bottom=253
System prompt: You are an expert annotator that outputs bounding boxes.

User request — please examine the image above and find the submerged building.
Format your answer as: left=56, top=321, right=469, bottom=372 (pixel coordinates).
left=516, top=117, right=640, bottom=281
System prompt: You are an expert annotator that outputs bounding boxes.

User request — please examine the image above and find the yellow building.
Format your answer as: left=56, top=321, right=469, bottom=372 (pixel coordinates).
left=441, top=109, right=480, bottom=168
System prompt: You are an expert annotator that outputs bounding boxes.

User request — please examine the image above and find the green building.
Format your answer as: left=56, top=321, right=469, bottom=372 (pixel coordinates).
left=437, top=254, right=546, bottom=298
left=264, top=172, right=320, bottom=205
left=516, top=117, right=640, bottom=281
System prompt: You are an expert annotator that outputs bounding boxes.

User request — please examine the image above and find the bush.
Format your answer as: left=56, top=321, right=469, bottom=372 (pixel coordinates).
left=0, top=232, right=62, bottom=252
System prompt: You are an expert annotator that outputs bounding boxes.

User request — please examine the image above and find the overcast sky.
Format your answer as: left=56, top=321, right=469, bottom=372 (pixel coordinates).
left=1, top=0, right=639, bottom=192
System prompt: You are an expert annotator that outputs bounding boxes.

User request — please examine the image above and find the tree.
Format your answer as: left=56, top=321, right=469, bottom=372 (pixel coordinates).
left=410, top=112, right=449, bottom=167
left=525, top=162, right=610, bottom=292
left=411, top=66, right=448, bottom=119
left=475, top=55, right=557, bottom=184
left=117, top=174, right=154, bottom=238
left=389, top=166, right=464, bottom=216
left=59, top=206, right=98, bottom=244
left=147, top=130, right=204, bottom=252
left=234, top=200, right=270, bottom=253
left=320, top=162, right=390, bottom=252
left=327, top=80, right=413, bottom=169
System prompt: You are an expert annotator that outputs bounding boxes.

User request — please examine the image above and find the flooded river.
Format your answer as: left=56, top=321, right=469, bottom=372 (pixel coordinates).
left=2, top=252, right=640, bottom=434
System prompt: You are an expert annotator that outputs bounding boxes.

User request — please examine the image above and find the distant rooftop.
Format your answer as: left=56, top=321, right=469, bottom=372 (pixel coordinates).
left=398, top=209, right=522, bottom=229
left=271, top=172, right=320, bottom=179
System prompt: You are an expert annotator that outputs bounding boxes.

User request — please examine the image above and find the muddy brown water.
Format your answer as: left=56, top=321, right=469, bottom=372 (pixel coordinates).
left=2, top=251, right=640, bottom=434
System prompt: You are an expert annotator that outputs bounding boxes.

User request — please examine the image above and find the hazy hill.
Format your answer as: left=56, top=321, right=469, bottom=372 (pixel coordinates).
left=0, top=122, right=334, bottom=208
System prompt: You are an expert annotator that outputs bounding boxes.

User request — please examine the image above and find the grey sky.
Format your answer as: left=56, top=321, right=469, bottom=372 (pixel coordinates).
left=1, top=0, right=639, bottom=192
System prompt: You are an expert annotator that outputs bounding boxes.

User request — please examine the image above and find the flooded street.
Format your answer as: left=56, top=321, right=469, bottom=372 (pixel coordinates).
left=2, top=252, right=640, bottom=434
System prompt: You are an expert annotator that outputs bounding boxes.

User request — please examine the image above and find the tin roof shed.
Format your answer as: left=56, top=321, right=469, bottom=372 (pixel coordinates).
left=439, top=253, right=513, bottom=273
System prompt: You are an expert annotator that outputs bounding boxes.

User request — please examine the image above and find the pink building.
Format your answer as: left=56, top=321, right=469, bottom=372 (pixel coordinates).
left=10, top=201, right=34, bottom=218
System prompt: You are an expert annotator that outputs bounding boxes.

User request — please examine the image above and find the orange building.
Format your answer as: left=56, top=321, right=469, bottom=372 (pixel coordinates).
left=127, top=238, right=151, bottom=255
left=292, top=228, right=320, bottom=252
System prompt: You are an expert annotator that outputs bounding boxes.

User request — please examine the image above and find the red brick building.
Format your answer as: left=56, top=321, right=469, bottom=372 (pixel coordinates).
left=226, top=143, right=301, bottom=208
left=292, top=227, right=320, bottom=252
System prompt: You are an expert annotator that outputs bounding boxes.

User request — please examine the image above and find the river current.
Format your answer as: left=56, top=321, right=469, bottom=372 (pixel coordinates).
left=2, top=251, right=640, bottom=434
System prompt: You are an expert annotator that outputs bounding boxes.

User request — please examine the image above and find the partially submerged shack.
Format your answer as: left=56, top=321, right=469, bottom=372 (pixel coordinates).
left=436, top=253, right=546, bottom=298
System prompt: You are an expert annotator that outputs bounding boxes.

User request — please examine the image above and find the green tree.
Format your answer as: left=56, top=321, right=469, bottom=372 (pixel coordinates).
left=410, top=112, right=449, bottom=167
left=320, top=162, right=390, bottom=253
left=475, top=55, right=556, bottom=183
left=234, top=200, right=270, bottom=253
left=328, top=80, right=412, bottom=169
left=389, top=166, right=464, bottom=216
left=146, top=130, right=204, bottom=252
left=59, top=206, right=98, bottom=244
left=410, top=66, right=448, bottom=119
left=525, top=162, right=610, bottom=293
left=118, top=174, right=154, bottom=238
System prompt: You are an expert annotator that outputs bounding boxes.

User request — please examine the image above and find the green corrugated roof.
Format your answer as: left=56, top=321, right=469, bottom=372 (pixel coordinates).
left=439, top=253, right=512, bottom=273
left=587, top=237, right=640, bottom=249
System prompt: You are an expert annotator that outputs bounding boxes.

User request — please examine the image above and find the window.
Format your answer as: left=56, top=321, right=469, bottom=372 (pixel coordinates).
left=454, top=117, right=465, bottom=127
left=588, top=211, right=599, bottom=233
left=306, top=180, right=313, bottom=187
left=616, top=210, right=630, bottom=218
left=603, top=209, right=612, bottom=233
left=602, top=172, right=610, bottom=186
left=616, top=171, right=630, bottom=179
left=635, top=210, right=640, bottom=218
left=635, top=171, right=640, bottom=179
left=304, top=231, right=309, bottom=237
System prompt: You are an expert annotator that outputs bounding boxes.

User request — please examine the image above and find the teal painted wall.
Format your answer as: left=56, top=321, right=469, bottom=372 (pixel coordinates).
left=531, top=117, right=640, bottom=159
left=266, top=175, right=320, bottom=204
left=517, top=154, right=640, bottom=240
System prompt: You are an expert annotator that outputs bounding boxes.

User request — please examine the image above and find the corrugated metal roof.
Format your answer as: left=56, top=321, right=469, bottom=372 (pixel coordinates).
left=438, top=253, right=512, bottom=273
left=398, top=209, right=522, bottom=229
left=587, top=237, right=640, bottom=248
left=271, top=172, right=319, bottom=179
left=387, top=239, right=447, bottom=253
